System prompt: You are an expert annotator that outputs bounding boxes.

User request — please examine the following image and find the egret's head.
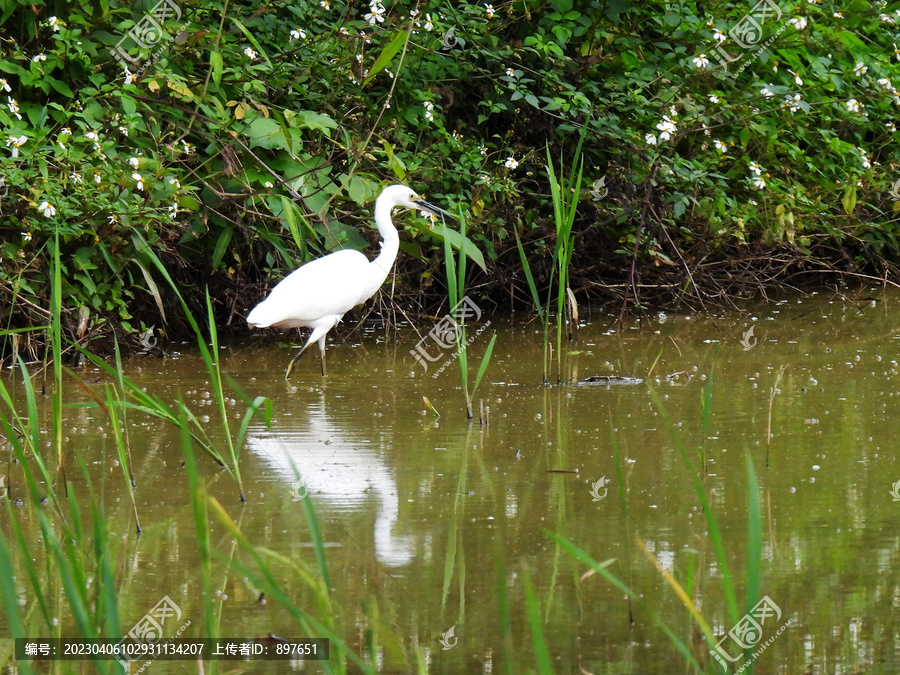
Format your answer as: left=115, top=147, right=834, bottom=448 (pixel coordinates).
left=380, top=184, right=456, bottom=222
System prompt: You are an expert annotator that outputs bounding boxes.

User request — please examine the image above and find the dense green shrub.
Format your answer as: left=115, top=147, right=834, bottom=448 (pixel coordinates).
left=1, top=0, right=899, bottom=351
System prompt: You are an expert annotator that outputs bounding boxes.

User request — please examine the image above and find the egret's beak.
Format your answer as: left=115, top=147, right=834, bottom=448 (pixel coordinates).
left=415, top=197, right=457, bottom=225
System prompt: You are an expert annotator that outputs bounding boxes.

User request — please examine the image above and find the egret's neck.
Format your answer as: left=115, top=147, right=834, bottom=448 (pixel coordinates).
left=372, top=199, right=400, bottom=277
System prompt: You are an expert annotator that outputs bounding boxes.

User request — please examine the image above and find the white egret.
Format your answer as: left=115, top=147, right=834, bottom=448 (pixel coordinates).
left=248, top=184, right=454, bottom=379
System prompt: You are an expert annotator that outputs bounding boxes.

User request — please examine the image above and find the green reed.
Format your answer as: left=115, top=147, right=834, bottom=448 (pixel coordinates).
left=440, top=212, right=497, bottom=419
left=514, top=138, right=584, bottom=384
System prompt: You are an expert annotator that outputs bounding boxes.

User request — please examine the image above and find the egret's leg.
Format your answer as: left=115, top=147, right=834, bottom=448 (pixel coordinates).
left=318, top=335, right=328, bottom=377
left=285, top=324, right=333, bottom=380
left=284, top=342, right=312, bottom=380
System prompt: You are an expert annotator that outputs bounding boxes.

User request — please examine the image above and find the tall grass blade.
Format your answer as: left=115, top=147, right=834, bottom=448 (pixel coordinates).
left=746, top=453, right=761, bottom=617
left=522, top=570, right=552, bottom=674
left=548, top=532, right=700, bottom=669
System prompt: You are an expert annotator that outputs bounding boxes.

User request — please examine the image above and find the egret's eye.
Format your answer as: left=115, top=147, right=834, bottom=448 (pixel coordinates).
left=409, top=193, right=418, bottom=202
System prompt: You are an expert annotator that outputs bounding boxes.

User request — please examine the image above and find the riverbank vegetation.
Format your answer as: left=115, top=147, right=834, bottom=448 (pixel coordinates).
left=2, top=0, right=900, bottom=359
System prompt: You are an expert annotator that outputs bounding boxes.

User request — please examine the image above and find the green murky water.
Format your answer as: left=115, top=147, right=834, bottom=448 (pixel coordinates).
left=4, top=291, right=900, bottom=673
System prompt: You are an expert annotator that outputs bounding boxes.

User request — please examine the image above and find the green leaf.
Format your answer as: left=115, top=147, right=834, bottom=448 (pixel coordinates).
left=842, top=185, right=857, bottom=215
left=362, top=28, right=410, bottom=87
left=382, top=141, right=406, bottom=181
left=413, top=221, right=486, bottom=272
left=212, top=226, right=233, bottom=270
left=295, top=110, right=337, bottom=136
left=210, top=50, right=223, bottom=86
left=47, top=77, right=74, bottom=98
left=245, top=117, right=288, bottom=150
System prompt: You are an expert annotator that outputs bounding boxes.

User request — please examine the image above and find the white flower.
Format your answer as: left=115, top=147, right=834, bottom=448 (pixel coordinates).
left=32, top=54, right=47, bottom=63
left=479, top=145, right=488, bottom=156
left=752, top=175, right=766, bottom=189
left=854, top=62, right=868, bottom=77
left=790, top=70, right=802, bottom=86
left=132, top=172, right=144, bottom=191
left=85, top=131, right=99, bottom=142
left=833, top=11, right=843, bottom=18
left=320, top=0, right=330, bottom=9
left=339, top=27, right=349, bottom=35
left=760, top=87, right=775, bottom=98
left=6, top=134, right=26, bottom=157
left=46, top=16, right=61, bottom=31
left=264, top=181, right=274, bottom=188
left=878, top=78, right=893, bottom=90
left=244, top=47, right=257, bottom=59
left=70, top=172, right=82, bottom=183
left=713, top=139, right=727, bottom=152
left=355, top=53, right=363, bottom=63
left=708, top=93, right=719, bottom=103
left=128, top=157, right=140, bottom=169
left=749, top=161, right=762, bottom=175
left=424, top=101, right=434, bottom=111
left=364, top=3, right=385, bottom=25
left=182, top=141, right=193, bottom=153
left=485, top=4, right=495, bottom=19
left=94, top=172, right=102, bottom=184
left=168, top=202, right=179, bottom=219
left=702, top=122, right=710, bottom=136
left=656, top=115, right=677, bottom=141
left=645, top=132, right=658, bottom=145
left=887, top=121, right=897, bottom=132
left=22, top=232, right=32, bottom=241
left=504, top=156, right=518, bottom=170
left=119, top=126, right=129, bottom=135
left=788, top=17, right=808, bottom=30
left=669, top=106, right=678, bottom=117
left=0, top=78, right=10, bottom=92
left=424, top=13, right=434, bottom=31
left=859, top=148, right=871, bottom=169
left=506, top=67, right=515, bottom=77
left=692, top=53, right=710, bottom=68
left=7, top=96, right=21, bottom=120
left=846, top=98, right=862, bottom=114
left=290, top=28, right=306, bottom=40
left=712, top=29, right=726, bottom=43
left=108, top=215, right=118, bottom=224
left=425, top=110, right=434, bottom=121
left=38, top=201, right=56, bottom=217
left=783, top=93, right=802, bottom=112
left=880, top=13, right=896, bottom=24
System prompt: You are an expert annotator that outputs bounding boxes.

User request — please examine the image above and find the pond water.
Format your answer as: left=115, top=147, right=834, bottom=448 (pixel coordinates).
left=3, top=291, right=900, bottom=673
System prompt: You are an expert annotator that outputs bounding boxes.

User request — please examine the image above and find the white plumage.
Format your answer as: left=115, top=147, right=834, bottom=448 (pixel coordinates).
left=248, top=184, right=452, bottom=378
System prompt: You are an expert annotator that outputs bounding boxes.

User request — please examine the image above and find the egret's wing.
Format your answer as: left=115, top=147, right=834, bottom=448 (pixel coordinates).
left=248, top=250, right=371, bottom=328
